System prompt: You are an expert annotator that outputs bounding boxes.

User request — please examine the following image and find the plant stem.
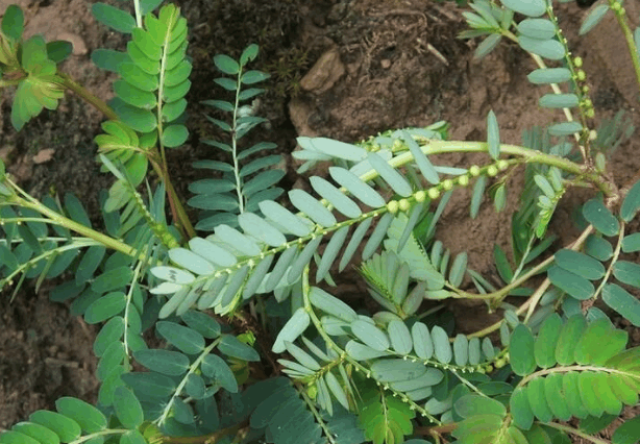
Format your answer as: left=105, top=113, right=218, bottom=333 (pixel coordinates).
left=57, top=73, right=118, bottom=120
left=150, top=159, right=196, bottom=240
left=541, top=422, right=609, bottom=444
left=160, top=421, right=249, bottom=444
left=610, top=0, right=640, bottom=95
left=6, top=179, right=140, bottom=259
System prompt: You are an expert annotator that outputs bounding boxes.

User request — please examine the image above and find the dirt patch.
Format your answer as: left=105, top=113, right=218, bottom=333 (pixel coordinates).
left=0, top=0, right=639, bottom=441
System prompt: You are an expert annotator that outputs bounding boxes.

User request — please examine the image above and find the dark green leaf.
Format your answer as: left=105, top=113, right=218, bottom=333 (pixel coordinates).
left=162, top=124, right=188, bottom=148
left=47, top=41, right=73, bottom=63
left=613, top=415, right=640, bottom=444
left=583, top=198, right=619, bottom=236
left=133, top=349, right=190, bottom=375
left=156, top=321, right=205, bottom=354
left=29, top=411, right=81, bottom=443
left=621, top=180, right=640, bottom=222
left=502, top=0, right=547, bottom=17
left=213, top=54, right=239, bottom=75
left=1, top=5, right=24, bottom=40
left=113, top=386, right=144, bottom=429
left=602, top=283, right=640, bottom=327
left=487, top=110, right=500, bottom=160
left=92, top=3, right=136, bottom=33
left=55, top=397, right=107, bottom=433
left=510, top=324, right=537, bottom=376
left=548, top=266, right=594, bottom=300
left=202, top=354, right=238, bottom=393
left=219, top=335, right=260, bottom=361
left=84, top=292, right=126, bottom=324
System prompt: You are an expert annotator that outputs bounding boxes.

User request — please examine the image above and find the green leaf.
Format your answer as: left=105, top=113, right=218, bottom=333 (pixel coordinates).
left=289, top=189, right=336, bottom=227
left=1, top=4, right=24, bottom=40
left=310, top=176, right=362, bottom=218
left=156, top=321, right=205, bottom=354
left=29, top=411, right=81, bottom=443
left=92, top=49, right=130, bottom=72
left=309, top=287, right=358, bottom=322
left=371, top=359, right=427, bottom=383
left=92, top=3, right=136, bottom=33
left=613, top=261, right=640, bottom=288
left=539, top=93, right=580, bottom=109
left=47, top=41, right=73, bottom=64
left=115, top=103, right=157, bottom=133
left=259, top=200, right=312, bottom=237
left=526, top=377, right=553, bottom=422
left=238, top=212, right=286, bottom=247
left=613, top=415, right=640, bottom=444
left=534, top=313, right=562, bottom=368
left=388, top=320, right=413, bottom=355
left=12, top=424, right=60, bottom=444
left=510, top=324, right=537, bottom=376
left=241, top=70, right=270, bottom=84
left=487, top=110, right=500, bottom=160
left=411, top=322, right=434, bottom=360
left=201, top=354, right=238, bottom=393
left=219, top=335, right=260, bottom=361
left=329, top=167, right=386, bottom=208
left=162, top=124, right=189, bottom=148
left=583, top=198, right=619, bottom=236
left=585, top=234, right=613, bottom=260
left=119, top=430, right=146, bottom=444
left=602, top=284, right=640, bottom=327
left=299, top=137, right=367, bottom=162
left=453, top=334, right=469, bottom=366
left=272, top=308, right=310, bottom=353
left=470, top=175, right=487, bottom=218
left=580, top=4, right=610, bottom=35
left=134, top=349, right=190, bottom=375
left=555, top=315, right=587, bottom=365
left=181, top=310, right=221, bottom=339
left=84, top=292, right=126, bottom=324
left=120, top=371, right=176, bottom=398
left=367, top=152, right=412, bottom=197
left=0, top=432, right=41, bottom=444
left=455, top=394, right=507, bottom=419
left=548, top=266, right=594, bottom=300
left=494, top=244, right=513, bottom=283
left=621, top=180, right=640, bottom=222
left=431, top=325, right=452, bottom=364
left=501, top=0, right=547, bottom=17
left=511, top=386, right=534, bottom=430
left=548, top=121, right=583, bottom=137
left=55, top=397, right=107, bottom=433
left=555, top=249, right=605, bottom=280
left=622, top=233, right=640, bottom=253
left=475, top=33, right=502, bottom=59
left=213, top=54, right=240, bottom=75
left=527, top=67, right=572, bottom=85
left=449, top=252, right=467, bottom=287
left=113, top=387, right=144, bottom=429
left=519, top=36, right=565, bottom=60
left=518, top=18, right=556, bottom=39
left=240, top=44, right=259, bottom=65
left=351, top=319, right=389, bottom=352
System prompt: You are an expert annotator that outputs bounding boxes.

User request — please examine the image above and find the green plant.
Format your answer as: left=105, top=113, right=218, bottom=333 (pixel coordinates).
left=1, top=0, right=640, bottom=443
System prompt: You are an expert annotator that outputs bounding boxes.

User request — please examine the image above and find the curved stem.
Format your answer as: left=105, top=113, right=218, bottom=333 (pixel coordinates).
left=610, top=0, right=640, bottom=94
left=57, top=73, right=118, bottom=120
left=541, top=421, right=609, bottom=444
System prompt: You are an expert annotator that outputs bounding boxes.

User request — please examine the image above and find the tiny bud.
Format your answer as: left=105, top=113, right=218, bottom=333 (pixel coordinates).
left=415, top=190, right=426, bottom=202
left=399, top=198, right=410, bottom=212
left=497, top=160, right=509, bottom=171
left=589, top=129, right=598, bottom=141
left=458, top=175, right=470, bottom=187
left=428, top=187, right=440, bottom=199
left=577, top=70, right=586, bottom=81
left=495, top=358, right=506, bottom=369
left=442, top=179, right=453, bottom=191
left=582, top=85, right=590, bottom=94
left=586, top=108, right=595, bottom=118
left=484, top=364, right=494, bottom=373
left=469, top=165, right=481, bottom=176
left=487, top=165, right=499, bottom=177
left=387, top=200, right=399, bottom=214
left=574, top=56, right=583, bottom=68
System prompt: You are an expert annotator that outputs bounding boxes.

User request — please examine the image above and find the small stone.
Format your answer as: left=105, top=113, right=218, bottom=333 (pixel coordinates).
left=300, top=48, right=345, bottom=94
left=380, top=59, right=391, bottom=69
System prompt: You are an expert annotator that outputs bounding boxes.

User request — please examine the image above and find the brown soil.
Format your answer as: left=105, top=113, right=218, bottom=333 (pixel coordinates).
left=0, top=0, right=639, bottom=442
